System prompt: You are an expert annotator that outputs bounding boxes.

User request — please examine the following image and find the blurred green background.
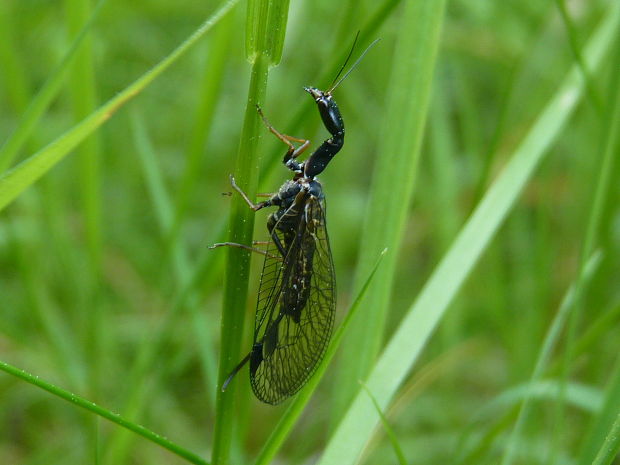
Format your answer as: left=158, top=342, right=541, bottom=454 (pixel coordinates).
left=1, top=0, right=619, bottom=464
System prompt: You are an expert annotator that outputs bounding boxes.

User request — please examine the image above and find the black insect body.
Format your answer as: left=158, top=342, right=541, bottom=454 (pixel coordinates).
left=215, top=36, right=378, bottom=404
left=221, top=89, right=340, bottom=405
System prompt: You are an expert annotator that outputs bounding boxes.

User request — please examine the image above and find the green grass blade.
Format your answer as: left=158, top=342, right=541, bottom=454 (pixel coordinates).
left=577, top=347, right=620, bottom=464
left=331, top=0, right=447, bottom=423
left=478, top=379, right=602, bottom=419
left=245, top=0, right=289, bottom=65
left=0, top=4, right=30, bottom=113
left=318, top=5, right=620, bottom=464
left=265, top=0, right=289, bottom=66
left=553, top=0, right=603, bottom=114
left=0, top=360, right=209, bottom=465
left=98, top=111, right=182, bottom=464
left=64, top=0, right=104, bottom=271
left=500, top=251, right=602, bottom=465
left=102, top=111, right=224, bottom=463
left=211, top=52, right=268, bottom=465
left=63, top=14, right=104, bottom=458
left=360, top=383, right=408, bottom=465
left=211, top=2, right=290, bottom=464
left=456, top=379, right=603, bottom=465
left=168, top=14, right=235, bottom=250
left=0, top=0, right=107, bottom=173
left=0, top=0, right=239, bottom=212
left=131, top=112, right=174, bottom=231
left=548, top=11, right=620, bottom=464
left=591, top=412, right=620, bottom=465
left=579, top=24, right=620, bottom=275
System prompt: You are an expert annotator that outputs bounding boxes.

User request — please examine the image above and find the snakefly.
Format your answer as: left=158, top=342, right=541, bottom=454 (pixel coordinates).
left=212, top=35, right=379, bottom=405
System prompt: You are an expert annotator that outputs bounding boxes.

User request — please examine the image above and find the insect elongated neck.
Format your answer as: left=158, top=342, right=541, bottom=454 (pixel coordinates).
left=303, top=87, right=345, bottom=178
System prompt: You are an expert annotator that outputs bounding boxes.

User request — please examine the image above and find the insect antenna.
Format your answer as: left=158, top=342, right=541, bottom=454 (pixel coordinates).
left=327, top=33, right=381, bottom=94
left=327, top=31, right=361, bottom=91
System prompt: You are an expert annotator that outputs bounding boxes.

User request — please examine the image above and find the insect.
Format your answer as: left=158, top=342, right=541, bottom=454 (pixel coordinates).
left=213, top=35, right=379, bottom=404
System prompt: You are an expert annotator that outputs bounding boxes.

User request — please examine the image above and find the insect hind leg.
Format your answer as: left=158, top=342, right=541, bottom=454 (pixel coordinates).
left=208, top=242, right=281, bottom=260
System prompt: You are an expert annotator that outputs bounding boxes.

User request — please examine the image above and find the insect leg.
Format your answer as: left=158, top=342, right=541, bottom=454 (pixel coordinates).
left=229, top=175, right=273, bottom=211
left=256, top=105, right=310, bottom=170
left=223, top=190, right=273, bottom=198
left=209, top=242, right=281, bottom=260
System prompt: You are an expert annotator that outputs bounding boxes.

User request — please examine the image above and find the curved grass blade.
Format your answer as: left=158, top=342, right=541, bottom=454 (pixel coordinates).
left=0, top=0, right=108, bottom=173
left=360, top=382, right=407, bottom=465
left=317, top=5, right=620, bottom=464
left=590, top=412, right=620, bottom=465
left=500, top=251, right=603, bottom=465
left=0, top=360, right=209, bottom=465
left=0, top=0, right=240, bottom=213
left=454, top=251, right=603, bottom=465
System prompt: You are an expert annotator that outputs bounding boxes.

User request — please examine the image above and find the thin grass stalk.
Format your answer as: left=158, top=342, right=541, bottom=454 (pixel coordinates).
left=212, top=46, right=268, bottom=464
left=554, top=0, right=604, bottom=114
left=0, top=3, right=30, bottom=116
left=360, top=383, right=408, bottom=465
left=579, top=358, right=620, bottom=465
left=590, top=412, right=620, bottom=465
left=64, top=0, right=103, bottom=271
left=428, top=82, right=463, bottom=352
left=63, top=13, right=103, bottom=458
left=212, top=1, right=290, bottom=463
left=331, top=0, right=447, bottom=423
left=211, top=51, right=269, bottom=465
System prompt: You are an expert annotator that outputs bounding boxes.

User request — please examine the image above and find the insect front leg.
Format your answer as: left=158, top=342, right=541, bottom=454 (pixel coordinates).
left=256, top=105, right=310, bottom=172
left=210, top=178, right=283, bottom=259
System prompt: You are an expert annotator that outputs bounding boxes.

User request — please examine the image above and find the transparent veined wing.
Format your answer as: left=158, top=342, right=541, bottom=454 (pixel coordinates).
left=250, top=194, right=336, bottom=405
